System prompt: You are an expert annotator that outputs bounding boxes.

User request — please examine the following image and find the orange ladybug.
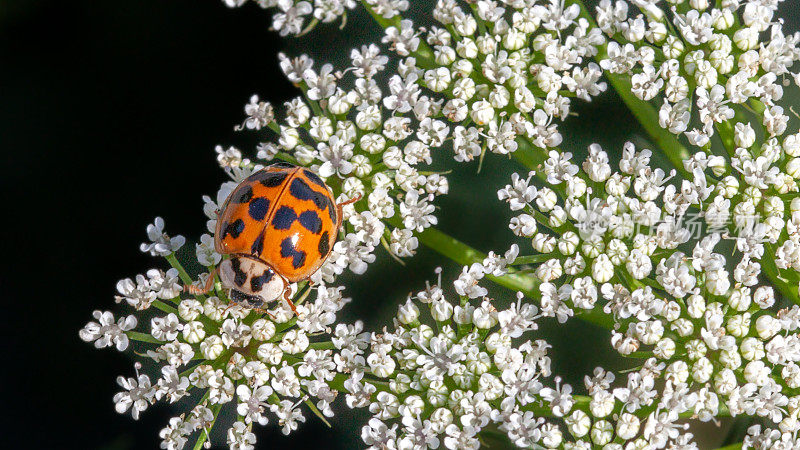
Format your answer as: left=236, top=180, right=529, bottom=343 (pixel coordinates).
left=189, top=162, right=358, bottom=313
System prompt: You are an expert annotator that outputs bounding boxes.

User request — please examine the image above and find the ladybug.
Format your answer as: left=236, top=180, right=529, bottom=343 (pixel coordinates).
left=188, top=162, right=358, bottom=313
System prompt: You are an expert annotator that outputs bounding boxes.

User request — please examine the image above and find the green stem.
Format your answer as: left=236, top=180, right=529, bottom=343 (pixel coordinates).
left=166, top=253, right=194, bottom=285
left=166, top=253, right=207, bottom=303
left=513, top=254, right=557, bottom=265
left=571, top=0, right=691, bottom=176
left=413, top=224, right=539, bottom=296
left=192, top=401, right=223, bottom=450
left=153, top=300, right=178, bottom=315
left=126, top=331, right=162, bottom=344
left=304, top=397, right=332, bottom=427
left=402, top=222, right=613, bottom=329
left=762, top=243, right=800, bottom=305
left=711, top=444, right=743, bottom=450
left=359, top=0, right=435, bottom=66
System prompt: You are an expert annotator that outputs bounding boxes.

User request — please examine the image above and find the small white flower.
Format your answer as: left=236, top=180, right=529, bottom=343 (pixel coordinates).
left=80, top=311, right=136, bottom=351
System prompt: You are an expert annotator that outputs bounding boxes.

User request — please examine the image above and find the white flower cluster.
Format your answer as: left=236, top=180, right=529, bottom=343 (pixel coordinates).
left=231, top=0, right=609, bottom=162
left=81, top=218, right=359, bottom=450
left=221, top=0, right=408, bottom=37
left=377, top=0, right=608, bottom=162
left=597, top=0, right=800, bottom=149
left=224, top=45, right=456, bottom=280
left=83, top=0, right=800, bottom=448
left=341, top=263, right=717, bottom=449
left=501, top=137, right=800, bottom=447
left=340, top=266, right=587, bottom=449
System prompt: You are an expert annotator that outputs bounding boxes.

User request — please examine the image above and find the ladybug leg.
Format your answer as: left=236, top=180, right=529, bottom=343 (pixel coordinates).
left=185, top=267, right=217, bottom=295
left=337, top=193, right=362, bottom=209
left=252, top=307, right=276, bottom=319
left=283, top=288, right=299, bottom=316
left=335, top=193, right=362, bottom=226
left=221, top=301, right=238, bottom=317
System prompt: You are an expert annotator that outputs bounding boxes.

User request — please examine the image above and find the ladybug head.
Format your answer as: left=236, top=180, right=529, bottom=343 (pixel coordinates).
left=219, top=255, right=286, bottom=307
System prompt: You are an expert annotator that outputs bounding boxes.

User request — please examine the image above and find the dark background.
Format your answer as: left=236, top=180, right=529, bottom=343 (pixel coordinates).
left=2, top=1, right=798, bottom=449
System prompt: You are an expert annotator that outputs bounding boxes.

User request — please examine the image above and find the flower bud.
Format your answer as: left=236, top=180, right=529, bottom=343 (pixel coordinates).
left=592, top=254, right=614, bottom=283
left=692, top=357, right=713, bottom=383
left=726, top=313, right=751, bottom=338
left=654, top=337, right=676, bottom=359
left=200, top=335, right=224, bottom=360
left=714, top=368, right=737, bottom=395
left=566, top=410, right=591, bottom=437
left=734, top=26, right=759, bottom=50
left=744, top=360, right=770, bottom=386
left=784, top=133, right=800, bottom=156
left=740, top=337, right=765, bottom=361
left=695, top=60, right=718, bottom=89
left=728, top=288, right=752, bottom=312
left=756, top=315, right=781, bottom=340
left=616, top=413, right=641, bottom=440
left=558, top=231, right=579, bottom=255
left=714, top=8, right=735, bottom=30
left=183, top=321, right=206, bottom=344
left=663, top=36, right=684, bottom=59
left=591, top=420, right=613, bottom=445
left=397, top=298, right=420, bottom=325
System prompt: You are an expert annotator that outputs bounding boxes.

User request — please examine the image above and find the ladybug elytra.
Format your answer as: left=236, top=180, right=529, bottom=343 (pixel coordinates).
left=188, top=162, right=358, bottom=313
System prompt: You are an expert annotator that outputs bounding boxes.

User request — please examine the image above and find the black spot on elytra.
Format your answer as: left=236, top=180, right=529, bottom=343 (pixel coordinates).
left=235, top=186, right=253, bottom=204
left=289, top=177, right=315, bottom=201
left=250, top=232, right=265, bottom=255
left=248, top=197, right=270, bottom=221
left=298, top=210, right=322, bottom=234
left=303, top=169, right=326, bottom=187
left=272, top=206, right=297, bottom=230
left=318, top=231, right=330, bottom=257
left=290, top=178, right=336, bottom=221
left=260, top=171, right=288, bottom=188
left=280, top=237, right=307, bottom=269
left=250, top=268, right=274, bottom=292
left=223, top=219, right=246, bottom=239
left=231, top=257, right=247, bottom=287
left=326, top=197, right=336, bottom=222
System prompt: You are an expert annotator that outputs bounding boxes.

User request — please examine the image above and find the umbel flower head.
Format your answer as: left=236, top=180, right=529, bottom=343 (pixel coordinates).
left=81, top=0, right=800, bottom=448
left=222, top=42, right=459, bottom=281
left=595, top=0, right=800, bottom=150
left=221, top=0, right=408, bottom=36
left=339, top=262, right=709, bottom=449
left=340, top=263, right=570, bottom=450
left=501, top=139, right=800, bottom=448
left=232, top=0, right=610, bottom=164
left=81, top=217, right=357, bottom=449
left=378, top=0, right=608, bottom=162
